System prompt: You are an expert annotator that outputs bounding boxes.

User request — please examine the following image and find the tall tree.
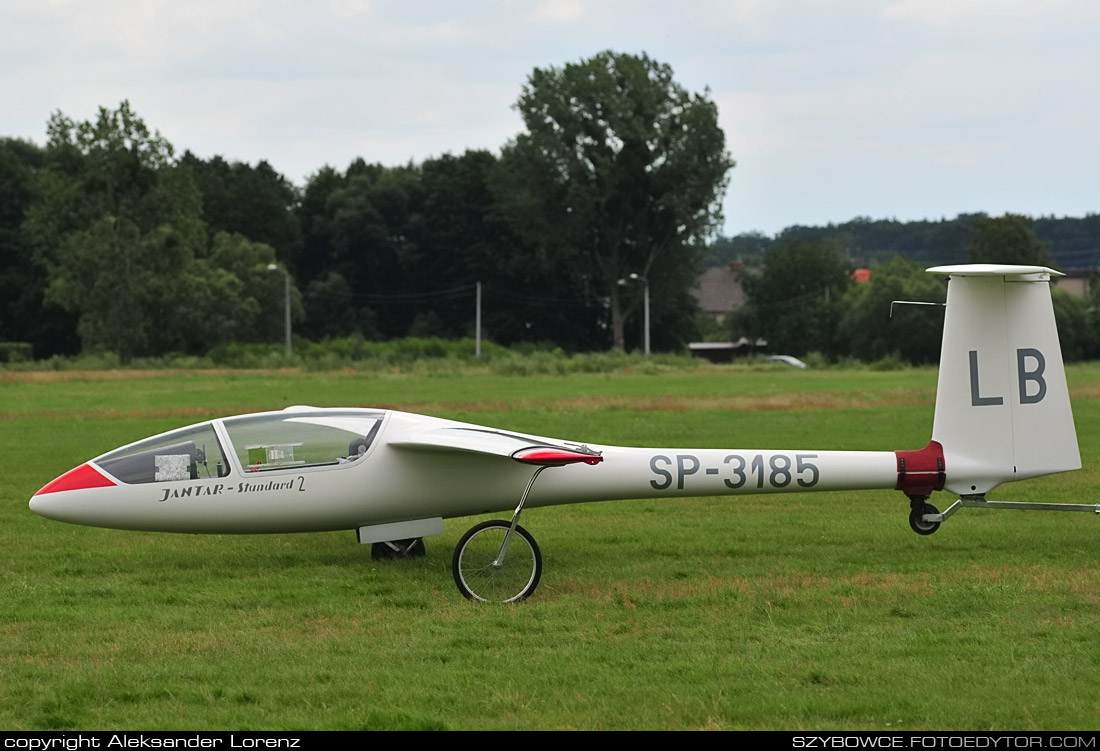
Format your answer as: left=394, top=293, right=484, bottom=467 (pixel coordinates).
left=204, top=231, right=303, bottom=346
left=736, top=240, right=853, bottom=358
left=0, top=137, right=80, bottom=357
left=181, top=152, right=302, bottom=265
left=966, top=213, right=1054, bottom=266
left=404, top=151, right=500, bottom=338
left=25, top=101, right=208, bottom=361
left=295, top=161, right=420, bottom=339
left=837, top=256, right=946, bottom=364
left=500, top=51, right=735, bottom=350
left=1051, top=288, right=1092, bottom=363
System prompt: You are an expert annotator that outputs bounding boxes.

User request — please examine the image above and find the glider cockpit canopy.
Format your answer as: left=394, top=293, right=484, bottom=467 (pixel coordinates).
left=92, top=409, right=386, bottom=484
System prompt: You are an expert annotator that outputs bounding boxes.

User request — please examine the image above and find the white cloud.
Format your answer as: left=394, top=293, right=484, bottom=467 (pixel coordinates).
left=527, top=0, right=586, bottom=25
left=328, top=0, right=375, bottom=20
left=2, top=0, right=1097, bottom=235
left=882, top=0, right=1100, bottom=35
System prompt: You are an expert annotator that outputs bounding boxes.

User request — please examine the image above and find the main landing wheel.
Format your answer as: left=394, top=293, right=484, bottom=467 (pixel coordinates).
left=371, top=537, right=426, bottom=560
left=452, top=520, right=542, bottom=603
left=908, top=502, right=941, bottom=536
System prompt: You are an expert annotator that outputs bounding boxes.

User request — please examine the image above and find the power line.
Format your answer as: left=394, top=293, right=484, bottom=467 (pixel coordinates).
left=340, top=284, right=477, bottom=305
left=335, top=283, right=606, bottom=310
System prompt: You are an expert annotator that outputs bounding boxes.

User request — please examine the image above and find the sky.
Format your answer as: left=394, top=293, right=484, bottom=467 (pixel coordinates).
left=3, top=0, right=1098, bottom=237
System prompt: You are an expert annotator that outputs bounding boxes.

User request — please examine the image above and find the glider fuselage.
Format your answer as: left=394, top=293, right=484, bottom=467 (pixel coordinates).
left=30, top=407, right=903, bottom=535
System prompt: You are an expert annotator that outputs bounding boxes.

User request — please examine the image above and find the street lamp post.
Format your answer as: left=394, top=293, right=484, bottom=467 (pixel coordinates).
left=618, top=272, right=650, bottom=355
left=267, top=263, right=291, bottom=358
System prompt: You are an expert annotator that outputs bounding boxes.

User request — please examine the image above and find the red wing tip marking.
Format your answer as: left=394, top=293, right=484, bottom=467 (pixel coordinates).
left=513, top=447, right=604, bottom=466
left=34, top=463, right=117, bottom=495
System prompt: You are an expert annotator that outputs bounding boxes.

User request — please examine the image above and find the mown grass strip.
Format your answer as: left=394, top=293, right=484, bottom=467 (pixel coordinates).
left=2, top=366, right=1099, bottom=730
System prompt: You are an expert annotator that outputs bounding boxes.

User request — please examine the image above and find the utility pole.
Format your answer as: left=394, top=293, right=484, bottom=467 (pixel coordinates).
left=475, top=281, right=482, bottom=358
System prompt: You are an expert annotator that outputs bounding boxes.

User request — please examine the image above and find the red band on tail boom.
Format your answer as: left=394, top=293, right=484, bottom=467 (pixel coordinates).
left=895, top=441, right=946, bottom=496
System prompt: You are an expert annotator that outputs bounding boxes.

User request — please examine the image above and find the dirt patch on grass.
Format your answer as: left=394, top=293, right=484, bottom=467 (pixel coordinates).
left=414, top=387, right=937, bottom=416
left=0, top=369, right=299, bottom=383
left=0, top=388, right=939, bottom=423
left=1069, top=381, right=1100, bottom=401
left=550, top=570, right=942, bottom=604
left=26, top=406, right=254, bottom=422
left=8, top=371, right=1100, bottom=422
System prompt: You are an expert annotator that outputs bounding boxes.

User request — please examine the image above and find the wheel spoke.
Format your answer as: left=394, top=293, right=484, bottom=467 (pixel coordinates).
left=453, top=521, right=542, bottom=602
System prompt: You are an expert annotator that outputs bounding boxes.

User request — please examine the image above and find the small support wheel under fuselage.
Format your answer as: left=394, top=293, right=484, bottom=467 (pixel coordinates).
left=908, top=501, right=941, bottom=536
left=371, top=537, right=426, bottom=560
left=452, top=520, right=542, bottom=603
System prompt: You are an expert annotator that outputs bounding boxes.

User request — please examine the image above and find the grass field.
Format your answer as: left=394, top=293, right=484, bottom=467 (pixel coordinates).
left=2, top=363, right=1099, bottom=730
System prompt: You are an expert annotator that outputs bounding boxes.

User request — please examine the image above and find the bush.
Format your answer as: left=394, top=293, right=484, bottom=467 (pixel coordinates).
left=0, top=342, right=33, bottom=364
left=10, top=336, right=703, bottom=374
left=869, top=353, right=910, bottom=371
left=800, top=352, right=832, bottom=369
left=491, top=351, right=568, bottom=376
left=208, top=342, right=291, bottom=368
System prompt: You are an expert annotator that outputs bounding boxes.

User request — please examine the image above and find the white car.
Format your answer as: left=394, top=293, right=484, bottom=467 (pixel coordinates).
left=766, top=355, right=807, bottom=368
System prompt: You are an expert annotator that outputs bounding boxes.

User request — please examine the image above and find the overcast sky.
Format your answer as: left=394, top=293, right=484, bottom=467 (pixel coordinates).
left=3, top=0, right=1098, bottom=237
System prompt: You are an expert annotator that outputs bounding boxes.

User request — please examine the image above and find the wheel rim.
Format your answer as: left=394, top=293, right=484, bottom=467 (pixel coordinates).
left=456, top=525, right=539, bottom=603
left=910, top=503, right=940, bottom=534
left=913, top=515, right=936, bottom=532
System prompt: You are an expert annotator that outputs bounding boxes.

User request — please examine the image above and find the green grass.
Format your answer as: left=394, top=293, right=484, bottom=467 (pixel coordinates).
left=2, top=363, right=1100, bottom=730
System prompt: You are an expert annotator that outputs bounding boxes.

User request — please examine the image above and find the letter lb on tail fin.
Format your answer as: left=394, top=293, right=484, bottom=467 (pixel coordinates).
left=927, top=265, right=1080, bottom=495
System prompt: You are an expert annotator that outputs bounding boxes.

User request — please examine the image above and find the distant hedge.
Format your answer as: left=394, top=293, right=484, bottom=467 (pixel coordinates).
left=0, top=342, right=32, bottom=364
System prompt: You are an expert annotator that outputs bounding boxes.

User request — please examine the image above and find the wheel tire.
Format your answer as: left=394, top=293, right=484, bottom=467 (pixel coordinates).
left=452, top=520, right=542, bottom=603
left=909, top=503, right=941, bottom=536
left=371, top=537, right=426, bottom=560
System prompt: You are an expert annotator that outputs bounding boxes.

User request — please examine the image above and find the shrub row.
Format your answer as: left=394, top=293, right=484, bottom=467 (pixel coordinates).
left=2, top=337, right=923, bottom=374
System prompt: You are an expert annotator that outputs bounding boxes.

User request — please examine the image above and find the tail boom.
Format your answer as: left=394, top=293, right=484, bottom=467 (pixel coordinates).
left=528, top=447, right=909, bottom=506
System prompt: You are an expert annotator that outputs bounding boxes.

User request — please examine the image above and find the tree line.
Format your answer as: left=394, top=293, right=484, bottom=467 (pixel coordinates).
left=708, top=213, right=1100, bottom=271
left=0, top=52, right=732, bottom=363
left=731, top=216, right=1100, bottom=364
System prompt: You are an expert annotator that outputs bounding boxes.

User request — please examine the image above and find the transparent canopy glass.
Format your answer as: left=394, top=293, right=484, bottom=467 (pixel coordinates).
left=95, top=423, right=228, bottom=484
left=93, top=410, right=386, bottom=484
left=222, top=411, right=384, bottom=472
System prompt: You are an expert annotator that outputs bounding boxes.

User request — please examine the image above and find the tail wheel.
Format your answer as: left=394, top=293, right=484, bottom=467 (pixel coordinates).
left=452, top=520, right=542, bottom=603
left=909, top=502, right=941, bottom=536
left=371, top=537, right=426, bottom=560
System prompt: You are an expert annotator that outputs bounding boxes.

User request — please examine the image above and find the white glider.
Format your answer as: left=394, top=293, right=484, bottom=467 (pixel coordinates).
left=30, top=265, right=1087, bottom=602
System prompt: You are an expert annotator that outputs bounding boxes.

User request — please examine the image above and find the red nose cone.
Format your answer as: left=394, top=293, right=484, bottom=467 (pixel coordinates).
left=35, top=463, right=117, bottom=496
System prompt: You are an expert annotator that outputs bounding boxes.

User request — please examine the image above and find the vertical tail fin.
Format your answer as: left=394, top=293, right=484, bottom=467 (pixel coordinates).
left=927, top=265, right=1080, bottom=495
